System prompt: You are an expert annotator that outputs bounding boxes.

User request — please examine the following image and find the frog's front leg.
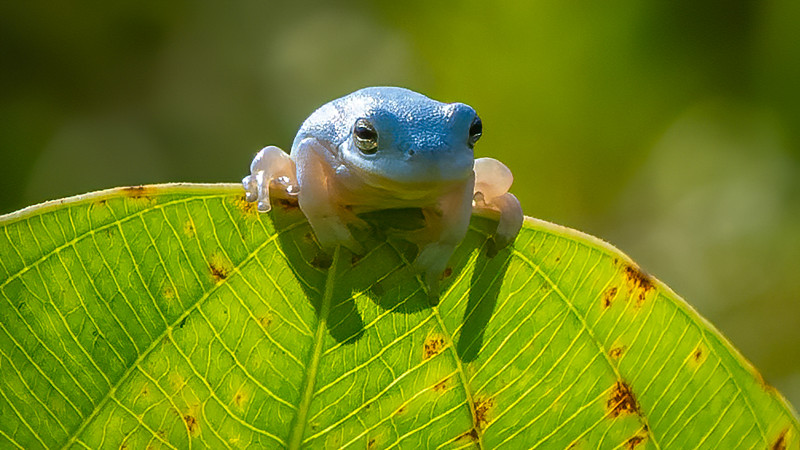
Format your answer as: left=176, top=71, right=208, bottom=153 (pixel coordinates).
left=473, top=157, right=523, bottom=249
left=242, top=146, right=298, bottom=212
left=293, top=137, right=364, bottom=254
left=415, top=175, right=475, bottom=301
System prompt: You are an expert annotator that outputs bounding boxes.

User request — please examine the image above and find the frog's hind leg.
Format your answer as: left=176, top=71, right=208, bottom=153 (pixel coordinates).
left=473, top=157, right=523, bottom=250
left=243, top=146, right=298, bottom=212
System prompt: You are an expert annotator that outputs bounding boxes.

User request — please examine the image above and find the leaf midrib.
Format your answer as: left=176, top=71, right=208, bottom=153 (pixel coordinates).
left=288, top=246, right=343, bottom=450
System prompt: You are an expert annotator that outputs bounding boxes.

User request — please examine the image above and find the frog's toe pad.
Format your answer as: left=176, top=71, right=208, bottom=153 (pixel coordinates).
left=473, top=157, right=523, bottom=251
left=242, top=146, right=297, bottom=213
left=492, top=192, right=523, bottom=249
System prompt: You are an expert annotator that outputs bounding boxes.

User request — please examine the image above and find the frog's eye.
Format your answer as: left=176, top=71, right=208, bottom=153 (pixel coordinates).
left=353, top=118, right=378, bottom=154
left=468, top=116, right=483, bottom=148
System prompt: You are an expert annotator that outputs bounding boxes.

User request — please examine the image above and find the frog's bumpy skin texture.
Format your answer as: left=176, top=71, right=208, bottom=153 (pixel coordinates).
left=242, top=87, right=523, bottom=299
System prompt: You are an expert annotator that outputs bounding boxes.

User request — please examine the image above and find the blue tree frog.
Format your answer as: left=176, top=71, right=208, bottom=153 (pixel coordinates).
left=243, top=87, right=522, bottom=299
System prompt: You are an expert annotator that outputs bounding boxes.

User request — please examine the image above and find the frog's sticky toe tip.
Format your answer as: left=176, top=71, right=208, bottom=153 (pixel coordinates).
left=257, top=201, right=272, bottom=213
left=487, top=234, right=516, bottom=258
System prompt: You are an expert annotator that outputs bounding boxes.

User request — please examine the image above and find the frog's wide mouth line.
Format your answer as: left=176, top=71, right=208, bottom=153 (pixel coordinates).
left=342, top=153, right=474, bottom=188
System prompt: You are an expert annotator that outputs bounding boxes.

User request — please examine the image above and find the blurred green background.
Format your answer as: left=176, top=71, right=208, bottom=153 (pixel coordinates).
left=1, top=1, right=798, bottom=410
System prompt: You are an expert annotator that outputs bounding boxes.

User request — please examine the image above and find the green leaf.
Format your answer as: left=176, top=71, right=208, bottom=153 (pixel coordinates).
left=0, top=183, right=797, bottom=449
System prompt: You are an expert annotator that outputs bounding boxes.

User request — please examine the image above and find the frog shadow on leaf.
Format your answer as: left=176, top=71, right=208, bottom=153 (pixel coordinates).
left=272, top=204, right=435, bottom=344
left=271, top=203, right=512, bottom=355
left=456, top=237, right=512, bottom=363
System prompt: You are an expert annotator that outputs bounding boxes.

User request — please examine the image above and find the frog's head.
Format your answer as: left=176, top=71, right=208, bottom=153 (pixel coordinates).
left=297, top=87, right=480, bottom=191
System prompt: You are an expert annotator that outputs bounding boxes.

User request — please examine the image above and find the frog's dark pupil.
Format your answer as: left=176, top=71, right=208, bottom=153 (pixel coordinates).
left=354, top=118, right=378, bottom=154
left=355, top=124, right=377, bottom=141
left=468, top=117, right=483, bottom=146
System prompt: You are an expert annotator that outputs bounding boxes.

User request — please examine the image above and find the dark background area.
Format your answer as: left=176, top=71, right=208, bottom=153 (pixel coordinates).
left=1, top=1, right=798, bottom=409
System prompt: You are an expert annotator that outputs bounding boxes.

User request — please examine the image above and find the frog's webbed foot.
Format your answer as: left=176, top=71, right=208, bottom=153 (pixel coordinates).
left=473, top=157, right=523, bottom=250
left=242, top=146, right=298, bottom=212
left=294, top=137, right=364, bottom=255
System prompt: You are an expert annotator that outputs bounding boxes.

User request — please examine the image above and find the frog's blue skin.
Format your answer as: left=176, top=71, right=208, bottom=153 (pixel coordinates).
left=293, top=87, right=476, bottom=189
left=243, top=87, right=522, bottom=300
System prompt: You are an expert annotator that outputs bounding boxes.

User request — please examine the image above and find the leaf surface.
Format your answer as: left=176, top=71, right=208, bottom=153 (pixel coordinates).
left=0, top=184, right=797, bottom=449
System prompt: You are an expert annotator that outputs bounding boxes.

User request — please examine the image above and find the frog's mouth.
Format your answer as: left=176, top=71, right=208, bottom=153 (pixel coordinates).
left=348, top=149, right=474, bottom=194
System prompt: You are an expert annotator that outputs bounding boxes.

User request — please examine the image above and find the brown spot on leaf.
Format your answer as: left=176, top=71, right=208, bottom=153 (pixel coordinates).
left=207, top=253, right=233, bottom=282
left=184, top=414, right=199, bottom=435
left=624, top=265, right=654, bottom=305
left=625, top=435, right=645, bottom=449
left=603, top=286, right=618, bottom=308
left=209, top=261, right=228, bottom=282
left=394, top=405, right=406, bottom=416
left=123, top=185, right=153, bottom=199
left=442, top=267, right=453, bottom=278
left=608, top=380, right=639, bottom=417
left=609, top=346, right=625, bottom=360
left=751, top=369, right=779, bottom=396
left=367, top=438, right=376, bottom=449
left=773, top=428, right=788, bottom=450
left=688, top=342, right=708, bottom=370
left=235, top=195, right=257, bottom=215
left=457, top=428, right=479, bottom=442
left=433, top=377, right=448, bottom=393
left=183, top=220, right=196, bottom=237
left=258, top=314, right=272, bottom=328
left=233, top=390, right=248, bottom=409
left=474, top=397, right=494, bottom=430
left=423, top=335, right=446, bottom=360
